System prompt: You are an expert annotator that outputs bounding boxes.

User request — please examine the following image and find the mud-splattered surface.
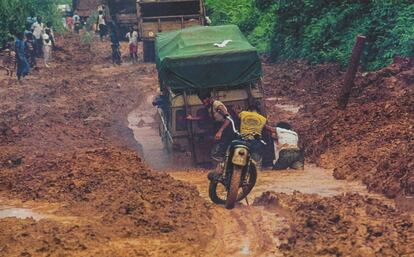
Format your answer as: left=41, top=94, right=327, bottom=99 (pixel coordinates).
left=0, top=35, right=214, bottom=257
left=254, top=192, right=414, bottom=256
left=0, top=34, right=413, bottom=257
left=262, top=61, right=413, bottom=199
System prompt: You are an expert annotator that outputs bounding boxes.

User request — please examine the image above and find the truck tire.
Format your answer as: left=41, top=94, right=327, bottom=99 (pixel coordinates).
left=143, top=40, right=156, bottom=63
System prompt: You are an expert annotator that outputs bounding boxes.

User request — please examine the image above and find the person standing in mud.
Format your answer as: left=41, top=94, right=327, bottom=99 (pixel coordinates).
left=45, top=22, right=56, bottom=49
left=15, top=32, right=30, bottom=81
left=125, top=27, right=138, bottom=63
left=272, top=122, right=304, bottom=170
left=73, top=12, right=81, bottom=34
left=66, top=15, right=74, bottom=32
left=97, top=10, right=107, bottom=41
left=109, top=21, right=121, bottom=65
left=186, top=91, right=234, bottom=172
left=26, top=12, right=37, bottom=29
left=42, top=28, right=53, bottom=68
left=25, top=32, right=36, bottom=68
left=31, top=16, right=44, bottom=58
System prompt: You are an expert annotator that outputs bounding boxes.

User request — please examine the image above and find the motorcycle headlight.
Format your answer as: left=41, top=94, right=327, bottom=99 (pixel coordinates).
left=232, top=147, right=248, bottom=166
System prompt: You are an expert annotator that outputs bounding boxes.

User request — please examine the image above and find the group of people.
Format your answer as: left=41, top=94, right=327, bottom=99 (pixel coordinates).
left=92, top=7, right=137, bottom=64
left=14, top=15, right=55, bottom=81
left=186, top=91, right=304, bottom=177
left=66, top=12, right=82, bottom=34
left=108, top=25, right=139, bottom=65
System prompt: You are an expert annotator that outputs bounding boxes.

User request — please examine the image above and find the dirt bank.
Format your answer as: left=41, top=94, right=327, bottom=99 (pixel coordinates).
left=254, top=191, right=414, bottom=256
left=1, top=33, right=413, bottom=257
left=0, top=34, right=213, bottom=256
left=263, top=61, right=413, bottom=198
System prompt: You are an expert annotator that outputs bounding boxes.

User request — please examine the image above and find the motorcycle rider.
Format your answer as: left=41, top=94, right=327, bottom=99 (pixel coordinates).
left=186, top=90, right=234, bottom=171
left=237, top=102, right=273, bottom=169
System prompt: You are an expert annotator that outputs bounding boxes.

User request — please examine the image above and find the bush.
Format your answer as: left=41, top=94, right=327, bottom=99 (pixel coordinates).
left=0, top=0, right=65, bottom=47
left=206, top=0, right=414, bottom=70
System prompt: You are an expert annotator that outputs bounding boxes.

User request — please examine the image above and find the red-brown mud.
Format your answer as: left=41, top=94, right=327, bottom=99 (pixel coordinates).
left=254, top=191, right=414, bottom=256
left=1, top=33, right=413, bottom=257
left=0, top=34, right=213, bottom=256
left=263, top=61, right=414, bottom=198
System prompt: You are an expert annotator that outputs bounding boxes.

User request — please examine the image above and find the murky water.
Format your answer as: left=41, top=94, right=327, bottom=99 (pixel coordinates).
left=168, top=165, right=394, bottom=207
left=127, top=93, right=194, bottom=171
left=0, top=206, right=47, bottom=220
left=128, top=94, right=412, bottom=213
left=265, top=97, right=302, bottom=114
left=395, top=195, right=414, bottom=212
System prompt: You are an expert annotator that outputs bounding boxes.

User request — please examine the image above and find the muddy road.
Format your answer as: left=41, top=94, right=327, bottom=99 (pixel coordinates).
left=1, top=35, right=413, bottom=257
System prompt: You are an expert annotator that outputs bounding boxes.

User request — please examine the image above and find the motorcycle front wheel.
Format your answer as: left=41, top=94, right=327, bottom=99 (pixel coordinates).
left=225, top=166, right=242, bottom=209
left=208, top=163, right=257, bottom=206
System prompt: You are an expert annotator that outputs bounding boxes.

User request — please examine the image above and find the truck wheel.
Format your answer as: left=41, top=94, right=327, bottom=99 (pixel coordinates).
left=143, top=40, right=155, bottom=63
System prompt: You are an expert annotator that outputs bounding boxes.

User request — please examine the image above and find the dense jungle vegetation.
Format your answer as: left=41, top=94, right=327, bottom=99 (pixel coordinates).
left=205, top=0, right=414, bottom=70
left=0, top=0, right=65, bottom=47
left=2, top=1, right=413, bottom=70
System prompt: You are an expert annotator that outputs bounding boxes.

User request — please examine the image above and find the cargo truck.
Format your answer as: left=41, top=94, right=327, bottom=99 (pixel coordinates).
left=155, top=25, right=273, bottom=165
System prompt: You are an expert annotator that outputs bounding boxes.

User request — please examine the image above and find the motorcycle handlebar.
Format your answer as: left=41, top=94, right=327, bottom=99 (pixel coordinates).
left=224, top=114, right=241, bottom=136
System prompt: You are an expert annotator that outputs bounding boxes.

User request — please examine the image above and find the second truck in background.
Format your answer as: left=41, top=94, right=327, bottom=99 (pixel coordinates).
left=107, top=0, right=206, bottom=62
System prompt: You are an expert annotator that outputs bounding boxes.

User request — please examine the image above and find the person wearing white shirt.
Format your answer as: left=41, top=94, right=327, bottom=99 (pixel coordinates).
left=43, top=28, right=53, bottom=68
left=126, top=27, right=138, bottom=63
left=31, top=16, right=44, bottom=57
left=73, top=13, right=81, bottom=34
left=97, top=10, right=107, bottom=41
left=272, top=122, right=304, bottom=170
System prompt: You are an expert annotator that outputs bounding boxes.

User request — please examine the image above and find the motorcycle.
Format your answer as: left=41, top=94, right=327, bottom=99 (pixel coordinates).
left=208, top=115, right=265, bottom=209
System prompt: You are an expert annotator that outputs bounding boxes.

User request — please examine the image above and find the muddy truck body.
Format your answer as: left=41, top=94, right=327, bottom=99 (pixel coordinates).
left=138, top=0, right=206, bottom=62
left=106, top=0, right=137, bottom=36
left=73, top=0, right=105, bottom=17
left=92, top=0, right=205, bottom=61
left=155, top=25, right=274, bottom=166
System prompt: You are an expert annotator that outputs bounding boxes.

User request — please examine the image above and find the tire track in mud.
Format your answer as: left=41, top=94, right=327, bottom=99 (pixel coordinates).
left=127, top=86, right=287, bottom=256
left=204, top=206, right=284, bottom=257
left=129, top=84, right=399, bottom=256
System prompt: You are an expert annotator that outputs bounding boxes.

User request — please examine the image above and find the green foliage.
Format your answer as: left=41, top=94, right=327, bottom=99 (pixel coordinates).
left=0, top=0, right=64, bottom=47
left=206, top=0, right=414, bottom=70
left=205, top=0, right=273, bottom=52
left=85, top=11, right=98, bottom=32
left=80, top=31, right=92, bottom=46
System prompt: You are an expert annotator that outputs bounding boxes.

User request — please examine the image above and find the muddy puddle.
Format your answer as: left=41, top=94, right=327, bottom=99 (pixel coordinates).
left=169, top=165, right=394, bottom=205
left=128, top=95, right=411, bottom=213
left=0, top=198, right=79, bottom=222
left=395, top=195, right=414, bottom=212
left=128, top=93, right=193, bottom=170
left=128, top=95, right=172, bottom=170
left=265, top=97, right=302, bottom=114
left=0, top=206, right=47, bottom=220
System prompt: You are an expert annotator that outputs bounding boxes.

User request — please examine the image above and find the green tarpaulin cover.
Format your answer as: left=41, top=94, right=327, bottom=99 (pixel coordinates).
left=155, top=25, right=262, bottom=91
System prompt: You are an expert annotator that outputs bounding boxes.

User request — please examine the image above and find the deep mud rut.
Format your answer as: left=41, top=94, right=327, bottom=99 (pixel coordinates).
left=1, top=35, right=413, bottom=257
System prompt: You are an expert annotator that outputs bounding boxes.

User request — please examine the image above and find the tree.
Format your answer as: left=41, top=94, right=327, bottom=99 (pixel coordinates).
left=0, top=0, right=64, bottom=47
